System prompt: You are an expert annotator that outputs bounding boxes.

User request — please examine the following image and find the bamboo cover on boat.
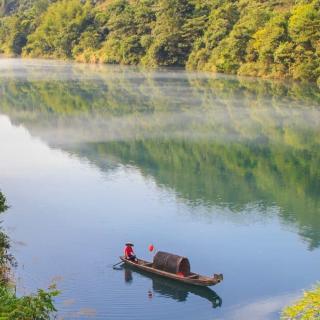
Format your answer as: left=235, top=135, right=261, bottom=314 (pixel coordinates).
left=153, top=251, right=190, bottom=275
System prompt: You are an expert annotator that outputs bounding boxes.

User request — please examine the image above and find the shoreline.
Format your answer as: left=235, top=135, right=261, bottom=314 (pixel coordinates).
left=1, top=55, right=319, bottom=89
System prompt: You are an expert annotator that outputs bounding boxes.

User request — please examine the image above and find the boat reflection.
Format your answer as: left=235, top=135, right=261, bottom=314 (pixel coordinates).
left=123, top=265, right=222, bottom=308
left=124, top=268, right=133, bottom=283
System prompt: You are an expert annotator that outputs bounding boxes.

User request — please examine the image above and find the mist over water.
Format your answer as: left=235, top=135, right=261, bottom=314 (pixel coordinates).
left=1, top=59, right=319, bottom=146
left=0, top=59, right=319, bottom=319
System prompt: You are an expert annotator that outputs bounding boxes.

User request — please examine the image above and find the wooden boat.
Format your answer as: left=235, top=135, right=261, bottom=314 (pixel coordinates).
left=120, top=252, right=223, bottom=287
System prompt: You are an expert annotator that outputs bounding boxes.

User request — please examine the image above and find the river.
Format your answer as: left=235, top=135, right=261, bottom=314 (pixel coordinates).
left=0, top=58, right=319, bottom=319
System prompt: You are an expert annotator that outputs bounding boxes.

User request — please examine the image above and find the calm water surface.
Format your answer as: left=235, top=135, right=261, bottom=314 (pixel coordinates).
left=0, top=59, right=320, bottom=319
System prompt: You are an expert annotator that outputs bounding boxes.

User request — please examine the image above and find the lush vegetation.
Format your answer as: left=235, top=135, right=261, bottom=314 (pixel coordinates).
left=0, top=192, right=13, bottom=283
left=281, top=284, right=320, bottom=319
left=0, top=0, right=319, bottom=84
left=0, top=191, right=59, bottom=320
left=0, top=285, right=59, bottom=320
left=0, top=192, right=8, bottom=213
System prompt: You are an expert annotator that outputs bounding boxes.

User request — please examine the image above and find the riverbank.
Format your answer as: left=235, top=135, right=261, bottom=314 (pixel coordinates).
left=0, top=0, right=319, bottom=85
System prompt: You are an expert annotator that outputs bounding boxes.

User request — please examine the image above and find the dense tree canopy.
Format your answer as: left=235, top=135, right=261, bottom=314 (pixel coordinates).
left=0, top=0, right=319, bottom=82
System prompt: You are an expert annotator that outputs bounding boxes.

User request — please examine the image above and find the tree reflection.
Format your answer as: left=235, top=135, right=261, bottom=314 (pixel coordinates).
left=0, top=62, right=319, bottom=249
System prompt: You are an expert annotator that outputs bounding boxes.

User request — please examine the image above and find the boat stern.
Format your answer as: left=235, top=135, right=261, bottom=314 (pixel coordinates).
left=213, top=273, right=223, bottom=283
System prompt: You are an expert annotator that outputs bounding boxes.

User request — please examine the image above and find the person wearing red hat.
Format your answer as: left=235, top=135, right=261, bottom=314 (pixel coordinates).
left=124, top=243, right=137, bottom=261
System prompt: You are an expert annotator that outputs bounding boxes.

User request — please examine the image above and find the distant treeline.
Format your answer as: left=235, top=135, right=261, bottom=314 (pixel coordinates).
left=0, top=0, right=319, bottom=84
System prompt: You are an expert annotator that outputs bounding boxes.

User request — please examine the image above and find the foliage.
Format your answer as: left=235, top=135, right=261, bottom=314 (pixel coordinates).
left=186, top=1, right=239, bottom=70
left=239, top=13, right=290, bottom=78
left=0, top=192, right=8, bottom=213
left=0, top=192, right=13, bottom=283
left=281, top=284, right=320, bottom=320
left=287, top=0, right=320, bottom=82
left=0, top=285, right=59, bottom=320
left=98, top=0, right=156, bottom=65
left=0, top=0, right=47, bottom=17
left=0, top=0, right=319, bottom=82
left=23, top=0, right=93, bottom=58
left=142, top=0, right=195, bottom=66
left=0, top=231, right=15, bottom=279
left=0, top=0, right=51, bottom=55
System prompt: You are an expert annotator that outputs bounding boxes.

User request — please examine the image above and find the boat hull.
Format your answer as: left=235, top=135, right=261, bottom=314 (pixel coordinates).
left=120, top=257, right=223, bottom=287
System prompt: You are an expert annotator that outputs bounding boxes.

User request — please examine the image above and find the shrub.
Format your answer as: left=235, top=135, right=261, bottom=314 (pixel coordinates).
left=281, top=284, right=320, bottom=320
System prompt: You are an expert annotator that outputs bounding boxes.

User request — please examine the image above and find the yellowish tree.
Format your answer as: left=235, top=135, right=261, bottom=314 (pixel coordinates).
left=282, top=284, right=320, bottom=320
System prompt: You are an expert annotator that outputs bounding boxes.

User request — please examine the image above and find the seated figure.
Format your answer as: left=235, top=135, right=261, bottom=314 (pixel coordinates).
left=124, top=242, right=137, bottom=261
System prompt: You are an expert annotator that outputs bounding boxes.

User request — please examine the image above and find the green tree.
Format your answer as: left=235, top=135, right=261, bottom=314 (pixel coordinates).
left=0, top=0, right=51, bottom=55
left=99, top=0, right=155, bottom=65
left=24, top=0, right=93, bottom=58
left=0, top=285, right=59, bottom=320
left=208, top=6, right=271, bottom=74
left=187, top=1, right=239, bottom=70
left=288, top=0, right=320, bottom=82
left=239, top=13, right=289, bottom=78
left=143, top=0, right=194, bottom=66
left=0, top=192, right=8, bottom=213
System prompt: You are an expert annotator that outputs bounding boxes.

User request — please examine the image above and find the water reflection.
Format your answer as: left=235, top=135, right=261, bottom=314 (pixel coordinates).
left=124, top=268, right=133, bottom=284
left=0, top=59, right=320, bottom=250
left=1, top=59, right=320, bottom=320
left=80, top=138, right=320, bottom=250
left=122, top=266, right=222, bottom=309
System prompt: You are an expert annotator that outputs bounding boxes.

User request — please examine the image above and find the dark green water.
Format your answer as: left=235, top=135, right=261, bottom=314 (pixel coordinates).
left=0, top=59, right=319, bottom=319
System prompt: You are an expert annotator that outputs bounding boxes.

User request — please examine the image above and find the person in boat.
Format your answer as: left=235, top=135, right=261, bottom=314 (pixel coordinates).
left=124, top=243, right=137, bottom=261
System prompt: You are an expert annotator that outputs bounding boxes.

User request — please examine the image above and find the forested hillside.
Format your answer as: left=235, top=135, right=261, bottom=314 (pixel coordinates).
left=0, top=0, right=319, bottom=84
